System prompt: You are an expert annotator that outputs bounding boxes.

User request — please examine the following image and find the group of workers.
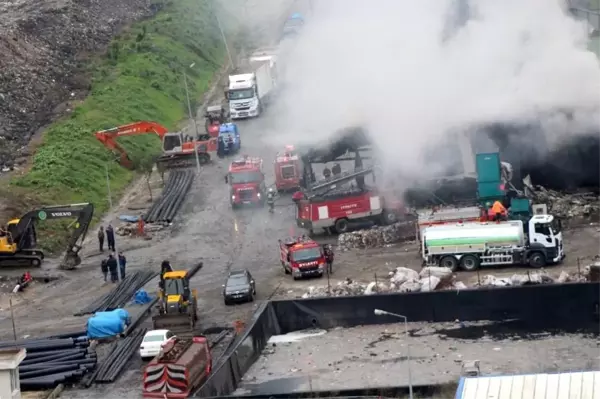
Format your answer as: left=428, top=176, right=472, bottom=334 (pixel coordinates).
left=100, top=252, right=127, bottom=283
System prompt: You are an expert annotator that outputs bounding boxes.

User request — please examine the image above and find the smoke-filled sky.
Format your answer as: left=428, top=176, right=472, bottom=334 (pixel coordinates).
left=269, top=0, right=600, bottom=177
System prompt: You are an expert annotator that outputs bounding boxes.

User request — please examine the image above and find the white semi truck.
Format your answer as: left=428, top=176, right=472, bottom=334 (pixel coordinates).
left=226, top=52, right=278, bottom=119
left=421, top=214, right=565, bottom=271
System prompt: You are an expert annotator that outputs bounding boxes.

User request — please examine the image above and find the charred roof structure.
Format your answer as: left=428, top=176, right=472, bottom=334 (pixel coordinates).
left=296, top=126, right=372, bottom=190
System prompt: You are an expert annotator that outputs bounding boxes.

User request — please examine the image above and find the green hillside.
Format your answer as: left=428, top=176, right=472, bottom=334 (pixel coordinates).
left=8, top=0, right=225, bottom=251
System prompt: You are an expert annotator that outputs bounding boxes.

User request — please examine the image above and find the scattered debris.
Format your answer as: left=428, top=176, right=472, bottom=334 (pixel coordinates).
left=300, top=266, right=594, bottom=298
left=531, top=186, right=599, bottom=219
left=116, top=222, right=165, bottom=236
left=337, top=221, right=416, bottom=251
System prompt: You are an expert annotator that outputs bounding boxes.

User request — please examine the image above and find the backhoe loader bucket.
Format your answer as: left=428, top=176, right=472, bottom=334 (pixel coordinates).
left=152, top=313, right=196, bottom=330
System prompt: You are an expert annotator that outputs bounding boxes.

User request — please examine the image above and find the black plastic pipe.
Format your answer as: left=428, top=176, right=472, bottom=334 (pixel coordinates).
left=20, top=364, right=83, bottom=379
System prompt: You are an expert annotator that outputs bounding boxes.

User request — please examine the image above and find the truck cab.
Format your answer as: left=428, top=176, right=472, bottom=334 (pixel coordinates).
left=226, top=55, right=277, bottom=119
left=527, top=214, right=564, bottom=266
left=217, top=123, right=241, bottom=158
left=225, top=156, right=266, bottom=208
left=274, top=146, right=302, bottom=192
left=226, top=74, right=258, bottom=119
left=279, top=236, right=326, bottom=280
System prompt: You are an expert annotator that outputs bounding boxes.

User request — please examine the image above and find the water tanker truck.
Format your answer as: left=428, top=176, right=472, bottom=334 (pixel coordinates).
left=421, top=214, right=565, bottom=271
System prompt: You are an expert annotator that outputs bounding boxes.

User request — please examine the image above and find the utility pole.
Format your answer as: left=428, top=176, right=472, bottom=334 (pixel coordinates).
left=183, top=66, right=202, bottom=174
left=105, top=161, right=123, bottom=282
left=211, top=0, right=234, bottom=67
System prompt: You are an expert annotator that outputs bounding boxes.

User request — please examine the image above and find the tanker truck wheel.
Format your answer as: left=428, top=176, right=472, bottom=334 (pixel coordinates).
left=460, top=255, right=480, bottom=271
left=439, top=255, right=458, bottom=272
left=528, top=252, right=546, bottom=268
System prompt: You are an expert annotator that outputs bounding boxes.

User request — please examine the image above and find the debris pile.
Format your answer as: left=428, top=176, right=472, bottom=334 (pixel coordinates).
left=337, top=221, right=416, bottom=251
left=301, top=267, right=457, bottom=298
left=531, top=186, right=599, bottom=219
left=300, top=265, right=596, bottom=298
left=116, top=222, right=165, bottom=236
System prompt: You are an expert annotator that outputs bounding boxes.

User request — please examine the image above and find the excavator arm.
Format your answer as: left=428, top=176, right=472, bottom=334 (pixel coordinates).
left=95, top=121, right=169, bottom=169
left=14, top=203, right=95, bottom=269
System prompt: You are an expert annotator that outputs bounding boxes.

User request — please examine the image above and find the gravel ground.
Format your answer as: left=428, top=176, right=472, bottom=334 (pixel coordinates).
left=235, top=323, right=600, bottom=395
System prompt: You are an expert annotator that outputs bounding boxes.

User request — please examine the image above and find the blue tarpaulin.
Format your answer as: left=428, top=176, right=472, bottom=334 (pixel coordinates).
left=132, top=289, right=153, bottom=305
left=87, top=309, right=130, bottom=339
left=290, top=12, right=303, bottom=20
left=119, top=215, right=140, bottom=223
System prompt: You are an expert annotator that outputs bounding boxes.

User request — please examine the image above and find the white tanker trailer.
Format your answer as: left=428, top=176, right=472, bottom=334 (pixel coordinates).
left=421, top=214, right=565, bottom=271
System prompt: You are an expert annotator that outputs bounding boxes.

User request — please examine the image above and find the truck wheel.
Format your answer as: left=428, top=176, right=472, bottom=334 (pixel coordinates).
left=224, top=298, right=231, bottom=306
left=529, top=252, right=546, bottom=268
left=380, top=210, right=398, bottom=225
left=439, top=256, right=458, bottom=272
left=334, top=218, right=349, bottom=234
left=283, top=264, right=291, bottom=274
left=460, top=255, right=480, bottom=271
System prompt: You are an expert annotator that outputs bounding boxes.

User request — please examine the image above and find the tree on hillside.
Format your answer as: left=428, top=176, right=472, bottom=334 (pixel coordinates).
left=136, top=155, right=157, bottom=202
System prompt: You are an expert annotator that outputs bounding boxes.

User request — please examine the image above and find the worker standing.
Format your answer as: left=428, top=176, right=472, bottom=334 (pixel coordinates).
left=97, top=226, right=105, bottom=252
left=106, top=254, right=118, bottom=283
left=267, top=188, right=276, bottom=213
left=324, top=244, right=334, bottom=275
left=159, top=260, right=173, bottom=290
left=101, top=257, right=108, bottom=282
left=490, top=200, right=508, bottom=221
left=106, top=224, right=115, bottom=252
left=118, top=252, right=127, bottom=279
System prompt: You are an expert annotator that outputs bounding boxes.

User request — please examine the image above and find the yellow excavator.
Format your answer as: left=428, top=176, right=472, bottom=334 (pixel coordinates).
left=152, top=270, right=199, bottom=331
left=0, top=203, right=94, bottom=268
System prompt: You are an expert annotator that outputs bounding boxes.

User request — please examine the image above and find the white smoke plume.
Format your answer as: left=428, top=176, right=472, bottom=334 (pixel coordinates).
left=270, top=0, right=600, bottom=178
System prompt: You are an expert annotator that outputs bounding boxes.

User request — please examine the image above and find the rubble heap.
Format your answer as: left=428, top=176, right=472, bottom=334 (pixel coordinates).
left=300, top=266, right=594, bottom=299
left=337, top=221, right=416, bottom=251
left=116, top=222, right=165, bottom=237
left=531, top=186, right=599, bottom=219
left=0, top=0, right=157, bottom=169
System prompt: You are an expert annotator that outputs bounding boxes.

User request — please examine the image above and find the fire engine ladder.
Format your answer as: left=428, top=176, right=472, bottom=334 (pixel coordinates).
left=307, top=166, right=375, bottom=198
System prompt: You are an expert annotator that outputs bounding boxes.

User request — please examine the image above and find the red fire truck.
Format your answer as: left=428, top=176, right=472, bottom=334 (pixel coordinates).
left=278, top=236, right=326, bottom=279
left=225, top=156, right=266, bottom=208
left=295, top=168, right=406, bottom=234
left=142, top=336, right=212, bottom=399
left=274, top=145, right=302, bottom=192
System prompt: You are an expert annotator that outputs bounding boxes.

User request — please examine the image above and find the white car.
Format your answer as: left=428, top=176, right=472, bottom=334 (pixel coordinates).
left=139, top=329, right=176, bottom=360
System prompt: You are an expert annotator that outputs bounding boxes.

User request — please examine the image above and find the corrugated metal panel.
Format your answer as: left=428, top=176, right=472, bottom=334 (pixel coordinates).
left=457, top=371, right=600, bottom=399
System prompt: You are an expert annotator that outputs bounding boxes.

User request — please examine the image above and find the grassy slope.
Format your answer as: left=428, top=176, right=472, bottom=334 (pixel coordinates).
left=8, top=0, right=225, bottom=251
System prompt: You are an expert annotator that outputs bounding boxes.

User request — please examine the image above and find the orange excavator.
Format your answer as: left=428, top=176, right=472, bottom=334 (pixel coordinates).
left=94, top=121, right=218, bottom=172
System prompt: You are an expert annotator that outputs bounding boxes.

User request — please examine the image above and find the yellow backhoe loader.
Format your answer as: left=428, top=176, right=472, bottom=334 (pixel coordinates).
left=152, top=270, right=198, bottom=332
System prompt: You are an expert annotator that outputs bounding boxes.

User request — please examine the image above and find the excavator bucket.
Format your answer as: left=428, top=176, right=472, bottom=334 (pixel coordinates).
left=60, top=250, right=81, bottom=270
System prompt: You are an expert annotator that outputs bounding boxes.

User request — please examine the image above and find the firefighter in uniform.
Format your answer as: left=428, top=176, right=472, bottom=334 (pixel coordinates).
left=267, top=188, right=276, bottom=213
left=323, top=244, right=334, bottom=275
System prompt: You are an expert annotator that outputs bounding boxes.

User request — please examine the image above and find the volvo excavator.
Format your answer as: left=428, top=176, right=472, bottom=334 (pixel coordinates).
left=0, top=203, right=94, bottom=269
left=152, top=270, right=199, bottom=335
left=94, top=121, right=218, bottom=173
